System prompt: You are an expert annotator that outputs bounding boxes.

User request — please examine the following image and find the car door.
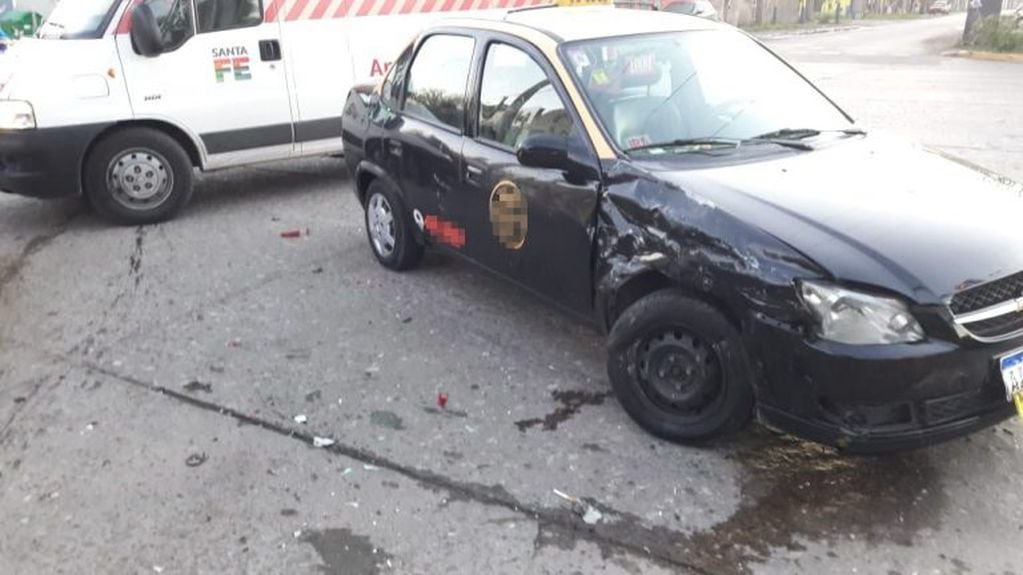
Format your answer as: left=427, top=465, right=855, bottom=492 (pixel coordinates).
left=456, top=37, right=602, bottom=315
left=390, top=32, right=476, bottom=230
left=115, top=0, right=294, bottom=165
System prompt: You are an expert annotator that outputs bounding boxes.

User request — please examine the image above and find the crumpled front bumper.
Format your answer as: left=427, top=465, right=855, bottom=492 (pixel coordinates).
left=747, top=317, right=1019, bottom=453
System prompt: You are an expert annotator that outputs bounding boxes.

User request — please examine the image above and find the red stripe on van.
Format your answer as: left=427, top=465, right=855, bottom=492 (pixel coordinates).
left=439, top=0, right=458, bottom=10
left=420, top=0, right=437, bottom=12
left=356, top=0, right=376, bottom=16
left=286, top=0, right=311, bottom=20
left=378, top=0, right=398, bottom=15
left=334, top=0, right=354, bottom=17
left=310, top=0, right=334, bottom=18
left=265, top=0, right=286, bottom=21
left=457, top=0, right=474, bottom=10
left=398, top=0, right=417, bottom=13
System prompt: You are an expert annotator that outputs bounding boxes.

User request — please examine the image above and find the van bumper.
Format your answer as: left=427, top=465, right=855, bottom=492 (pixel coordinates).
left=0, top=123, right=111, bottom=199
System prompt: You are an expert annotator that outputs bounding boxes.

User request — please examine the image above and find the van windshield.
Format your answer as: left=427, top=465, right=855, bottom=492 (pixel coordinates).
left=37, top=0, right=122, bottom=40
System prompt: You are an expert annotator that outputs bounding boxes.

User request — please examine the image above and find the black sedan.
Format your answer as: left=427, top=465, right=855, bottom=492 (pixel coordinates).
left=341, top=6, right=1023, bottom=452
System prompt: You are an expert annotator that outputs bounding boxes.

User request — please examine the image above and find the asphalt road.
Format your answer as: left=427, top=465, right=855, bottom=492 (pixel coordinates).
left=2, top=14, right=1022, bottom=575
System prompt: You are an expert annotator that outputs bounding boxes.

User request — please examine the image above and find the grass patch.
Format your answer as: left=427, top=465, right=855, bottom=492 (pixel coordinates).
left=968, top=16, right=1023, bottom=53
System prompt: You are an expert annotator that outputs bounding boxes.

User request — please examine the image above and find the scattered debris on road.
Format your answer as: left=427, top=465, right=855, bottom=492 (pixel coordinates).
left=279, top=229, right=309, bottom=239
left=185, top=453, right=208, bottom=467
left=553, top=488, right=604, bottom=525
left=312, top=437, right=335, bottom=448
left=293, top=414, right=308, bottom=424
left=437, top=392, right=448, bottom=409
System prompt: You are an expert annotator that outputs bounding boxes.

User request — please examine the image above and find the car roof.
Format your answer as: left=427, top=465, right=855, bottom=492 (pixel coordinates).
left=444, top=6, right=726, bottom=44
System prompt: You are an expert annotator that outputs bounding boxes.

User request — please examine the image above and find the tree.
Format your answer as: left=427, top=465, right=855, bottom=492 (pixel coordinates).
left=964, top=0, right=1004, bottom=42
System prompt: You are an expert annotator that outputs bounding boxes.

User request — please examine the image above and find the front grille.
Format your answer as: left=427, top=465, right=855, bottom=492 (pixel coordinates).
left=950, top=271, right=1023, bottom=315
left=921, top=388, right=1004, bottom=426
left=966, top=311, right=1023, bottom=339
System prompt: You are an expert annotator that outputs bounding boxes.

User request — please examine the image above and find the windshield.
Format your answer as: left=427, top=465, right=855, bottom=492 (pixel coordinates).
left=37, top=0, right=122, bottom=40
left=562, top=30, right=852, bottom=153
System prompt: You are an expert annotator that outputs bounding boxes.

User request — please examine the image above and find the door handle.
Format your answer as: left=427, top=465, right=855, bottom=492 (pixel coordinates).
left=465, top=164, right=483, bottom=182
left=259, top=39, right=282, bottom=62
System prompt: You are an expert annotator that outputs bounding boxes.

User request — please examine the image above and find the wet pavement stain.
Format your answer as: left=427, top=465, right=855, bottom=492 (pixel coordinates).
left=530, top=432, right=946, bottom=575
left=369, top=410, right=405, bottom=430
left=515, top=390, right=611, bottom=432
left=128, top=226, right=146, bottom=290
left=300, top=528, right=393, bottom=575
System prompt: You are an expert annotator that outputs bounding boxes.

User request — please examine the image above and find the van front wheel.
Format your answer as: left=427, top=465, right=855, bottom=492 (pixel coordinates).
left=85, top=128, right=194, bottom=225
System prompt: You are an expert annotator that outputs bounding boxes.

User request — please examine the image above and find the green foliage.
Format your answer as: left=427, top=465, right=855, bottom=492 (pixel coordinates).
left=969, top=16, right=1023, bottom=53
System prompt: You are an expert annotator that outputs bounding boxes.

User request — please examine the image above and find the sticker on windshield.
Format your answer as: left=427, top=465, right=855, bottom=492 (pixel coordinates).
left=567, top=48, right=591, bottom=69
left=625, top=135, right=652, bottom=149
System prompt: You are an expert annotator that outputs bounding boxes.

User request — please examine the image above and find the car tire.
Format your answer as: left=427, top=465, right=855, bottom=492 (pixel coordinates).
left=84, top=128, right=194, bottom=225
left=607, top=289, right=753, bottom=442
left=363, top=179, right=423, bottom=271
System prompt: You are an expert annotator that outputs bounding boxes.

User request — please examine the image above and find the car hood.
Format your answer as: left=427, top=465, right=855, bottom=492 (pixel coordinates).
left=647, top=134, right=1023, bottom=304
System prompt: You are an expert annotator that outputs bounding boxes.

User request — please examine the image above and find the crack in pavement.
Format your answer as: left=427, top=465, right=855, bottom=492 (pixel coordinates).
left=61, top=356, right=707, bottom=574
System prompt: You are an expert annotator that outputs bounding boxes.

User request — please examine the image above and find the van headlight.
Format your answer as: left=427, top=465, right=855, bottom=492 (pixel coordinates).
left=0, top=100, right=36, bottom=130
left=798, top=280, right=924, bottom=345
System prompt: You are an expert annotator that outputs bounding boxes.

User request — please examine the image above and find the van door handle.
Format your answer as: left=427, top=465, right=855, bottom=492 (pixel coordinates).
left=259, top=39, right=282, bottom=62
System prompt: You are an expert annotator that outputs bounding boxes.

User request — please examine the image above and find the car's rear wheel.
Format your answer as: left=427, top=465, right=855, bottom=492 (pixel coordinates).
left=84, top=128, right=194, bottom=225
left=363, top=179, right=423, bottom=271
left=607, top=289, right=753, bottom=441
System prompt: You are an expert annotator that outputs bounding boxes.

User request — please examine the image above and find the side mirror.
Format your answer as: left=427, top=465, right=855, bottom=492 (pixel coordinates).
left=130, top=3, right=164, bottom=57
left=516, top=133, right=570, bottom=171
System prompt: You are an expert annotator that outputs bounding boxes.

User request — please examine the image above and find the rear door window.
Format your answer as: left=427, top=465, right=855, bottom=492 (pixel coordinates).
left=403, top=34, right=476, bottom=132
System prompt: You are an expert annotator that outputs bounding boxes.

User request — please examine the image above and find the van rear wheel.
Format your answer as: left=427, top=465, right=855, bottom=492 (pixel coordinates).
left=85, top=128, right=194, bottom=225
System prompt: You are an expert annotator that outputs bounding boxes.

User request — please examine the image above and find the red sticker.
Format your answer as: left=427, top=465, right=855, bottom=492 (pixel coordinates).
left=423, top=215, right=466, bottom=249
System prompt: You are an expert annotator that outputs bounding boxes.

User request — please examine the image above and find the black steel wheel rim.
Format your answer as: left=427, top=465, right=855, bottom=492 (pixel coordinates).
left=636, top=328, right=724, bottom=416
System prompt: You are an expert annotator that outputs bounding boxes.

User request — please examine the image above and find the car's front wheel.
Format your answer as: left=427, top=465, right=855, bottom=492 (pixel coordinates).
left=363, top=179, right=423, bottom=271
left=607, top=289, right=753, bottom=442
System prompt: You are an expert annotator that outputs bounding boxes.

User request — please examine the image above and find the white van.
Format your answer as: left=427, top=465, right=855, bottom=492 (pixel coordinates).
left=0, top=0, right=550, bottom=223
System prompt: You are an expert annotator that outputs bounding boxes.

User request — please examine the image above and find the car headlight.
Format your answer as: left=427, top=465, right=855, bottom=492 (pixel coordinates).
left=0, top=100, right=36, bottom=130
left=798, top=280, right=924, bottom=345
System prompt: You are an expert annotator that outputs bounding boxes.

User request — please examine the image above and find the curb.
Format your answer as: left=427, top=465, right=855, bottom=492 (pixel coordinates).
left=943, top=49, right=1023, bottom=62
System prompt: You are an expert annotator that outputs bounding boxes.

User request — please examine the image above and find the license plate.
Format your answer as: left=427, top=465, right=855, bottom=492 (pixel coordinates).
left=1000, top=348, right=1023, bottom=417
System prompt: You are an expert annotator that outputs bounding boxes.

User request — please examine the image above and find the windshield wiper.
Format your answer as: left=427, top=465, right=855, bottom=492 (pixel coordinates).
left=744, top=127, right=867, bottom=151
left=626, top=137, right=741, bottom=153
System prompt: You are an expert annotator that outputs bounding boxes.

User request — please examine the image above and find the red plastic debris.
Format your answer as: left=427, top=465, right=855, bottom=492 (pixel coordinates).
left=437, top=392, right=449, bottom=409
left=226, top=339, right=241, bottom=348
left=280, top=229, right=302, bottom=239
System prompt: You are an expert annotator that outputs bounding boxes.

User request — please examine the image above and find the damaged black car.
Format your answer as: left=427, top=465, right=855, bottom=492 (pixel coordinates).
left=341, top=6, right=1023, bottom=452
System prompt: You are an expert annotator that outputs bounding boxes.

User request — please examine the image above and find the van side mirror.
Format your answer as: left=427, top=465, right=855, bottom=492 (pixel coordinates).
left=516, top=133, right=570, bottom=171
left=131, top=2, right=164, bottom=57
